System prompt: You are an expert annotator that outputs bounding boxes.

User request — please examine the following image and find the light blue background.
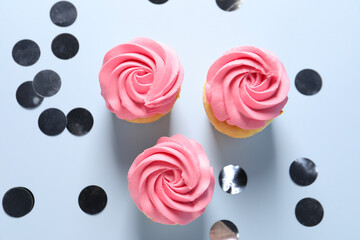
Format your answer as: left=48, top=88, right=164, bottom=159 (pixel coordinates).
left=1, top=0, right=359, bottom=239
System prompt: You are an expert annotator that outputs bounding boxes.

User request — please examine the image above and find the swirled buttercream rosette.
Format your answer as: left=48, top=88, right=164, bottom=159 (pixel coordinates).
left=204, top=46, right=290, bottom=138
left=99, top=37, right=183, bottom=123
left=128, top=134, right=215, bottom=225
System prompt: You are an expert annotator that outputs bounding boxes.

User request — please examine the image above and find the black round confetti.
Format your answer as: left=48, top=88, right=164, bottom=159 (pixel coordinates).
left=216, top=0, right=243, bottom=11
left=12, top=39, right=40, bottom=66
left=67, top=108, right=94, bottom=136
left=219, top=165, right=247, bottom=194
left=51, top=33, right=79, bottom=60
left=290, top=158, right=318, bottom=186
left=295, top=69, right=322, bottom=96
left=16, top=81, right=44, bottom=109
left=295, top=198, right=324, bottom=227
left=38, top=108, right=67, bottom=136
left=50, top=1, right=77, bottom=27
left=149, top=0, right=168, bottom=4
left=2, top=187, right=35, bottom=218
left=78, top=185, right=107, bottom=215
left=33, top=70, right=61, bottom=97
left=210, top=219, right=239, bottom=240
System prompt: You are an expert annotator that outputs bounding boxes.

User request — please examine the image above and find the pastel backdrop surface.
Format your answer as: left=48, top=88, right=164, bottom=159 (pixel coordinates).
left=1, top=0, right=359, bottom=239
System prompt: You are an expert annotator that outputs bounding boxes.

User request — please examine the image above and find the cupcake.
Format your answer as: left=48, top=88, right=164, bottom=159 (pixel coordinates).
left=128, top=134, right=215, bottom=225
left=99, top=37, right=184, bottom=123
left=204, top=46, right=290, bottom=138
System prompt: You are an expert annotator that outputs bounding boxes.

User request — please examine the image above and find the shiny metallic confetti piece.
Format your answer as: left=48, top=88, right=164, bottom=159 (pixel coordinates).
left=290, top=158, right=318, bottom=186
left=2, top=187, right=35, bottom=218
left=33, top=70, right=61, bottom=97
left=295, top=198, right=324, bottom=227
left=295, top=69, right=322, bottom=96
left=51, top=33, right=79, bottom=60
left=210, top=220, right=239, bottom=240
left=219, top=165, right=247, bottom=194
left=12, top=39, right=40, bottom=66
left=149, top=0, right=168, bottom=4
left=38, top=108, right=67, bottom=136
left=16, top=81, right=44, bottom=109
left=216, top=0, right=243, bottom=11
left=78, top=185, right=107, bottom=215
left=50, top=1, right=77, bottom=27
left=67, top=108, right=94, bottom=136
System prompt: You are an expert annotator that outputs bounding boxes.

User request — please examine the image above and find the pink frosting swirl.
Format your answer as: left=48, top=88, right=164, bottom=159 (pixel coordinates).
left=205, top=46, right=290, bottom=130
left=99, top=37, right=184, bottom=120
left=128, top=134, right=215, bottom=225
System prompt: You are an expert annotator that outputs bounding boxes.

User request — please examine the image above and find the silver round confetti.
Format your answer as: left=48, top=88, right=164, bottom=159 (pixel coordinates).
left=51, top=33, right=79, bottom=60
left=216, top=0, right=243, bottom=11
left=295, top=69, right=322, bottom=96
left=33, top=70, right=61, bottom=97
left=66, top=108, right=94, bottom=136
left=12, top=39, right=41, bottom=66
left=50, top=1, right=77, bottom=27
left=149, top=0, right=168, bottom=4
left=38, top=108, right=67, bottom=136
left=295, top=198, right=324, bottom=227
left=210, top=220, right=239, bottom=240
left=290, top=158, right=318, bottom=186
left=16, top=81, right=44, bottom=109
left=78, top=185, right=107, bottom=215
left=2, top=187, right=35, bottom=218
left=219, top=165, right=247, bottom=194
